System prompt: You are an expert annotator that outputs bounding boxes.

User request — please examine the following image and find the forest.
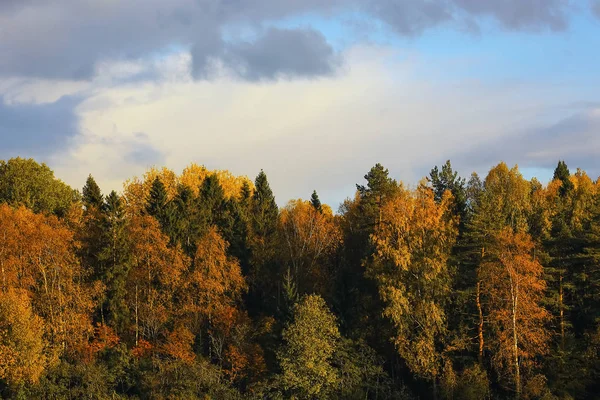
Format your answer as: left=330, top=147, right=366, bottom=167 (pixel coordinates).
left=0, top=156, right=599, bottom=400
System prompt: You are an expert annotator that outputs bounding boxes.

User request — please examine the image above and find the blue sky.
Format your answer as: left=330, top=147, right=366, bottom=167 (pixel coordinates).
left=1, top=0, right=599, bottom=207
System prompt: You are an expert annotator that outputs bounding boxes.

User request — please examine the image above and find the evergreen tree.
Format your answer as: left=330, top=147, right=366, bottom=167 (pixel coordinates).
left=99, top=191, right=131, bottom=335
left=429, top=160, right=467, bottom=231
left=553, top=160, right=574, bottom=197
left=247, top=170, right=279, bottom=313
left=82, top=175, right=103, bottom=210
left=146, top=177, right=168, bottom=222
left=310, top=190, right=322, bottom=213
left=197, top=174, right=227, bottom=229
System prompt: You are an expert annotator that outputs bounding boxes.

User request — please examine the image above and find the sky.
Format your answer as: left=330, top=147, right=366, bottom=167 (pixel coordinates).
left=1, top=0, right=600, bottom=208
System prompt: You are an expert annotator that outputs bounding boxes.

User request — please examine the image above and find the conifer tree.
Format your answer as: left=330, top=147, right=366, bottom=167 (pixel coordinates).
left=82, top=175, right=103, bottom=210
left=146, top=177, right=169, bottom=224
left=99, top=191, right=131, bottom=335
left=247, top=170, right=279, bottom=312
left=310, top=190, right=322, bottom=213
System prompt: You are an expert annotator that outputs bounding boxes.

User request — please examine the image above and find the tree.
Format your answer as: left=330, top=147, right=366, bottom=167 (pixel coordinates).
left=278, top=294, right=341, bottom=398
left=0, top=289, right=46, bottom=390
left=98, top=191, right=131, bottom=335
left=368, top=182, right=458, bottom=395
left=126, top=215, right=187, bottom=347
left=247, top=170, right=279, bottom=312
left=278, top=199, right=341, bottom=297
left=82, top=175, right=103, bottom=210
left=429, top=160, right=467, bottom=225
left=310, top=190, right=322, bottom=213
left=553, top=161, right=574, bottom=197
left=0, top=158, right=77, bottom=217
left=0, top=204, right=95, bottom=359
left=480, top=229, right=550, bottom=399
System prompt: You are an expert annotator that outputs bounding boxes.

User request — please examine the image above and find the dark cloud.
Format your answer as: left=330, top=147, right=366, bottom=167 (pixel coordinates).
left=223, top=28, right=340, bottom=80
left=0, top=95, right=81, bottom=159
left=0, top=0, right=587, bottom=82
left=368, top=0, right=453, bottom=36
left=454, top=0, right=571, bottom=31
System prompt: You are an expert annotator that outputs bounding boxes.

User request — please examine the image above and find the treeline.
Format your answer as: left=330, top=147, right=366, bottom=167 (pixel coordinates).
left=0, top=157, right=599, bottom=399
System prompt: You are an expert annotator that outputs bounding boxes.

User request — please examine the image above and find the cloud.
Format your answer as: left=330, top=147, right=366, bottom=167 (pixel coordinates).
left=592, top=0, right=600, bottom=19
left=0, top=1, right=587, bottom=82
left=461, top=108, right=600, bottom=179
left=221, top=28, right=340, bottom=80
left=368, top=0, right=453, bottom=36
left=453, top=0, right=571, bottom=31
left=40, top=45, right=597, bottom=207
left=124, top=133, right=166, bottom=166
left=0, top=95, right=81, bottom=159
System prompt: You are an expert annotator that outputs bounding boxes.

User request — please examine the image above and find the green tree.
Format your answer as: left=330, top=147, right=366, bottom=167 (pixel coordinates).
left=82, top=175, right=103, bottom=210
left=278, top=295, right=341, bottom=398
left=0, top=157, right=77, bottom=216
left=99, top=191, right=132, bottom=336
left=310, top=190, right=323, bottom=213
left=248, top=170, right=279, bottom=313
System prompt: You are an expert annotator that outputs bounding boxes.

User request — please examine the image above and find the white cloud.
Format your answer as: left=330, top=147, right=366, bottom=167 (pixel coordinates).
left=25, top=44, right=592, bottom=208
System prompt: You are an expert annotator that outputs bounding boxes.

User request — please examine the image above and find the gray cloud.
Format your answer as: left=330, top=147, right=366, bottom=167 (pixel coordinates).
left=0, top=0, right=587, bottom=82
left=454, top=0, right=571, bottom=31
left=592, top=0, right=600, bottom=19
left=457, top=108, right=600, bottom=179
left=124, top=133, right=165, bottom=166
left=223, top=28, right=340, bottom=80
left=368, top=0, right=453, bottom=36
left=0, top=95, right=81, bottom=159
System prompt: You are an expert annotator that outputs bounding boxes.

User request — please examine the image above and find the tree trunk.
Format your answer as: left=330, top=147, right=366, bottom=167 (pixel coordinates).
left=511, top=279, right=521, bottom=399
left=559, top=274, right=565, bottom=352
left=135, top=284, right=139, bottom=347
left=477, top=280, right=484, bottom=364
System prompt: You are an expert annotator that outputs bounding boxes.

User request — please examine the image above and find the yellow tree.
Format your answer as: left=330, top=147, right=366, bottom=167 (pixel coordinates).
left=0, top=205, right=95, bottom=358
left=369, top=182, right=458, bottom=393
left=127, top=215, right=187, bottom=347
left=0, top=289, right=46, bottom=389
left=480, top=228, right=549, bottom=399
left=278, top=199, right=342, bottom=296
left=182, top=227, right=248, bottom=367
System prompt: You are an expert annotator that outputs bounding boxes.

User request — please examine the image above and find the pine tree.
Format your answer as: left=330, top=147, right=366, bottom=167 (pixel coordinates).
left=553, top=160, right=574, bottom=197
left=146, top=177, right=169, bottom=223
left=247, top=170, right=279, bottom=313
left=429, top=160, right=467, bottom=230
left=99, top=191, right=131, bottom=335
left=310, top=190, right=322, bottom=213
left=82, top=175, right=103, bottom=210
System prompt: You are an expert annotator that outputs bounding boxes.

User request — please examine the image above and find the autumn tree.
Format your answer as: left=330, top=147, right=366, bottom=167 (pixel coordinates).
left=480, top=229, right=550, bottom=399
left=0, top=289, right=46, bottom=392
left=277, top=294, right=341, bottom=398
left=368, top=182, right=458, bottom=396
left=126, top=215, right=187, bottom=347
left=0, top=204, right=95, bottom=359
left=278, top=199, right=341, bottom=298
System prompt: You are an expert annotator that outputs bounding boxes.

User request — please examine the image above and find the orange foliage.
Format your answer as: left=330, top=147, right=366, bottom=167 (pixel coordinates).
left=188, top=227, right=247, bottom=318
left=480, top=228, right=549, bottom=392
left=127, top=215, right=188, bottom=344
left=0, top=205, right=95, bottom=358
left=278, top=199, right=342, bottom=295
left=162, top=326, right=196, bottom=364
